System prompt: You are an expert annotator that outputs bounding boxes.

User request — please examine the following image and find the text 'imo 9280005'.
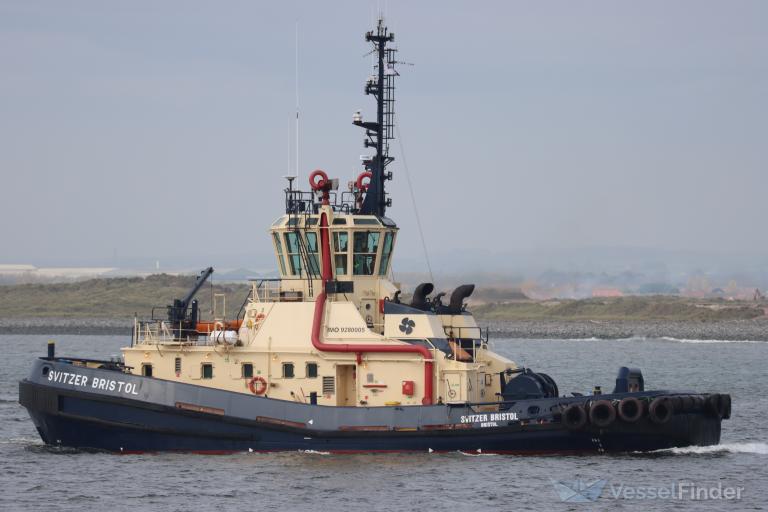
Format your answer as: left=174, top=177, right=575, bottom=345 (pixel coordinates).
left=19, top=19, right=729, bottom=454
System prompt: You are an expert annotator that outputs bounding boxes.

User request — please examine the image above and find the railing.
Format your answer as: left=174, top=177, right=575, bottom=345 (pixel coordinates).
left=285, top=189, right=359, bottom=216
left=250, top=278, right=307, bottom=303
left=443, top=326, right=490, bottom=363
left=132, top=318, right=231, bottom=347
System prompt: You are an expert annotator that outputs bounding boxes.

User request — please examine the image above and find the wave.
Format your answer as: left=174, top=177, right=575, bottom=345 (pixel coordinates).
left=297, top=449, right=330, bottom=455
left=653, top=442, right=768, bottom=456
left=457, top=450, right=497, bottom=456
left=557, top=336, right=766, bottom=344
left=0, top=436, right=43, bottom=445
left=660, top=337, right=764, bottom=344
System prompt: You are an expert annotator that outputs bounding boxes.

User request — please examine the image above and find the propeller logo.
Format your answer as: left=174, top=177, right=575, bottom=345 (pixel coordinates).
left=399, top=317, right=416, bottom=335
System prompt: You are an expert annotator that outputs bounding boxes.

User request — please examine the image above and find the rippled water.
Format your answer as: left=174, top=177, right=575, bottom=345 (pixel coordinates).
left=1, top=334, right=766, bottom=511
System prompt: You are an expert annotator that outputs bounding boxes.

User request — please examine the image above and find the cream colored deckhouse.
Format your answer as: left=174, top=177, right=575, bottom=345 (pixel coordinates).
left=125, top=197, right=518, bottom=408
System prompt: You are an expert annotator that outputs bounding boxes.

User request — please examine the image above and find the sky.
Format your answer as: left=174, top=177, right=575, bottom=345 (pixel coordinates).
left=1, top=1, right=766, bottom=274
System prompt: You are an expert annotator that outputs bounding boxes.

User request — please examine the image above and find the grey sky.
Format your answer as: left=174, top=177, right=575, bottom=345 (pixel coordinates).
left=1, top=1, right=766, bottom=271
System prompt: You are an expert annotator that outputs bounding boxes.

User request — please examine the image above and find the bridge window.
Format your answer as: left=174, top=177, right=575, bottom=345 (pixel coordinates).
left=378, top=232, right=394, bottom=276
left=284, top=232, right=303, bottom=275
left=333, top=232, right=349, bottom=275
left=272, top=233, right=287, bottom=275
left=305, top=232, right=321, bottom=276
left=282, top=362, right=295, bottom=379
left=353, top=231, right=380, bottom=275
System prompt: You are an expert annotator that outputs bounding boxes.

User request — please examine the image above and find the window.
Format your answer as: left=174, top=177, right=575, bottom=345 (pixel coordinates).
left=174, top=357, right=181, bottom=375
left=142, top=364, right=153, bottom=377
left=306, top=362, right=318, bottom=378
left=378, top=232, right=394, bottom=276
left=305, top=232, right=321, bottom=276
left=202, top=363, right=213, bottom=379
left=273, top=233, right=287, bottom=275
left=242, top=363, right=253, bottom=378
left=332, top=218, right=347, bottom=225
left=284, top=232, right=303, bottom=275
left=282, top=363, right=295, bottom=379
left=353, top=231, right=380, bottom=275
left=333, top=232, right=349, bottom=275
left=354, top=217, right=380, bottom=225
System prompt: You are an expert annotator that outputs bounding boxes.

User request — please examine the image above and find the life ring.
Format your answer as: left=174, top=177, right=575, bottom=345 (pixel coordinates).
left=309, top=169, right=328, bottom=190
left=356, top=171, right=372, bottom=191
left=248, top=376, right=268, bottom=395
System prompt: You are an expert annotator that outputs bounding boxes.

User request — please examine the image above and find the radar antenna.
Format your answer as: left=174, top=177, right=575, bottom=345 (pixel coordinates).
left=353, top=18, right=398, bottom=217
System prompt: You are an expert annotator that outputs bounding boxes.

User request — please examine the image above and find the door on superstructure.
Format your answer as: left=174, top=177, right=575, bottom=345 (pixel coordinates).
left=443, top=372, right=465, bottom=403
left=358, top=298, right=377, bottom=329
left=336, top=364, right=357, bottom=406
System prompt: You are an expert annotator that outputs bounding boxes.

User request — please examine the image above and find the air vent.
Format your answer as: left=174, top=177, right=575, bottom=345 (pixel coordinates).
left=322, top=376, right=335, bottom=395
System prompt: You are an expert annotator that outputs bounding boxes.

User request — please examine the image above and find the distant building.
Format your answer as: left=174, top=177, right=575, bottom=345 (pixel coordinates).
left=0, top=264, right=116, bottom=284
left=592, top=287, right=623, bottom=298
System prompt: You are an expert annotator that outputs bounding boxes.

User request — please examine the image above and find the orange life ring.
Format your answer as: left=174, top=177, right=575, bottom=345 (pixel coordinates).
left=356, top=171, right=372, bottom=191
left=248, top=376, right=268, bottom=395
left=309, top=169, right=328, bottom=190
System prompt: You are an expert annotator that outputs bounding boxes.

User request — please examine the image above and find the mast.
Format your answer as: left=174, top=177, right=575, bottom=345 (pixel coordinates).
left=354, top=18, right=398, bottom=217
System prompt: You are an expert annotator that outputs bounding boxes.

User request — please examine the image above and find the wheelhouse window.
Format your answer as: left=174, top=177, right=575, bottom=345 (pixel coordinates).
left=333, top=232, right=349, bottom=275
left=353, top=231, right=380, bottom=275
left=272, top=233, right=287, bottom=276
left=282, top=363, right=295, bottom=379
left=142, top=363, right=153, bottom=377
left=306, top=362, right=318, bottom=378
left=242, top=363, right=253, bottom=379
left=284, top=232, right=303, bottom=275
left=202, top=363, right=213, bottom=379
left=305, top=232, right=321, bottom=276
left=378, top=232, right=394, bottom=276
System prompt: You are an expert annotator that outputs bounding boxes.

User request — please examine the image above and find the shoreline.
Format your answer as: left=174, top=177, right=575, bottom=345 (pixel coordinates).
left=2, top=316, right=767, bottom=341
left=485, top=318, right=768, bottom=341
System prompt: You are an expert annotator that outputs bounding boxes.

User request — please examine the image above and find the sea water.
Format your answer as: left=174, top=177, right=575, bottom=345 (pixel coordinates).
left=1, top=335, right=765, bottom=511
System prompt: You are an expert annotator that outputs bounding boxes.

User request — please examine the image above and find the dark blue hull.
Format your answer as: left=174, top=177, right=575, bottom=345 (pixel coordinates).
left=20, top=378, right=722, bottom=454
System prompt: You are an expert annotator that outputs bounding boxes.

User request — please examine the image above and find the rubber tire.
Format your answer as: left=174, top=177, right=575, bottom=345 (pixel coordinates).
left=562, top=403, right=587, bottom=430
left=705, top=394, right=721, bottom=418
left=617, top=396, right=644, bottom=423
left=718, top=394, right=732, bottom=420
left=648, top=397, right=673, bottom=424
left=588, top=400, right=616, bottom=428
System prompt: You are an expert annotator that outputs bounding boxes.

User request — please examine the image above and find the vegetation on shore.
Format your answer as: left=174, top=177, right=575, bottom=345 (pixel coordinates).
left=0, top=275, right=250, bottom=319
left=0, top=276, right=765, bottom=322
left=472, top=296, right=766, bottom=322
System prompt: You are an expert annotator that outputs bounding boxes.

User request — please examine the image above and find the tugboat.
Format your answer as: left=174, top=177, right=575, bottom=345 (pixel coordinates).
left=19, top=19, right=729, bottom=454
